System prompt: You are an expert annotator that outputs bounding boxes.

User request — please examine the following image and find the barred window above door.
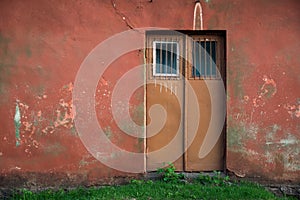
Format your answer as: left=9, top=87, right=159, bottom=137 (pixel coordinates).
left=146, top=30, right=225, bottom=80
left=192, top=38, right=219, bottom=79
left=153, top=41, right=179, bottom=77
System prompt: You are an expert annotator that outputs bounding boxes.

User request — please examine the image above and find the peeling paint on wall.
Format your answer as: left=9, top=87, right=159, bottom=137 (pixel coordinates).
left=252, top=75, right=277, bottom=108
left=260, top=75, right=277, bottom=98
left=11, top=83, right=77, bottom=157
left=227, top=116, right=259, bottom=150
left=265, top=124, right=281, bottom=145
left=43, top=142, right=66, bottom=156
left=14, top=101, right=21, bottom=147
left=265, top=133, right=300, bottom=172
left=79, top=154, right=98, bottom=168
left=283, top=100, right=300, bottom=119
left=42, top=83, right=76, bottom=134
left=104, top=126, right=112, bottom=139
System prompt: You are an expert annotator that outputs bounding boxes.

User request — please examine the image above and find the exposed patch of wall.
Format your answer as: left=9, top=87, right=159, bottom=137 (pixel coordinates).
left=221, top=0, right=300, bottom=181
left=227, top=71, right=300, bottom=180
left=14, top=102, right=21, bottom=146
left=4, top=83, right=77, bottom=161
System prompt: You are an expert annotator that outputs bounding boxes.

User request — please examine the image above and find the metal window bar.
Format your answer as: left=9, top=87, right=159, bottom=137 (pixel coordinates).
left=164, top=40, right=168, bottom=79
left=198, top=39, right=202, bottom=78
left=204, top=38, right=207, bottom=78
left=192, top=40, right=195, bottom=79
left=210, top=40, right=212, bottom=79
left=151, top=37, right=154, bottom=80
left=197, top=40, right=201, bottom=79
left=176, top=39, right=179, bottom=76
left=193, top=40, right=196, bottom=79
left=173, top=39, right=177, bottom=77
left=166, top=40, right=169, bottom=76
left=152, top=37, right=156, bottom=80
left=211, top=40, right=216, bottom=78
left=200, top=40, right=204, bottom=78
left=148, top=36, right=152, bottom=80
left=170, top=39, right=173, bottom=76
left=160, top=42, right=162, bottom=77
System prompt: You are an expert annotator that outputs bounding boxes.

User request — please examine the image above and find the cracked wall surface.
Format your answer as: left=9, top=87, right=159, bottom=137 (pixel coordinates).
left=0, top=0, right=299, bottom=188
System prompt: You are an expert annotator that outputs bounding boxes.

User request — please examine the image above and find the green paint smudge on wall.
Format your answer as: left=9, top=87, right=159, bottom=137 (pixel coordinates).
left=0, top=33, right=15, bottom=97
left=25, top=46, right=32, bottom=57
left=265, top=124, right=281, bottom=144
left=232, top=70, right=244, bottom=99
left=227, top=116, right=259, bottom=149
left=208, top=15, right=218, bottom=29
left=14, top=102, right=21, bottom=146
left=137, top=137, right=144, bottom=153
left=104, top=126, right=112, bottom=139
left=263, top=84, right=277, bottom=99
left=131, top=103, right=144, bottom=126
left=43, top=142, right=66, bottom=156
left=70, top=126, right=78, bottom=136
left=30, top=84, right=45, bottom=96
left=227, top=124, right=243, bottom=148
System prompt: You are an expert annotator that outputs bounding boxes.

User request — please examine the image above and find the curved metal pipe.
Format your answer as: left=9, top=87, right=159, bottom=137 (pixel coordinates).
left=193, top=1, right=203, bottom=30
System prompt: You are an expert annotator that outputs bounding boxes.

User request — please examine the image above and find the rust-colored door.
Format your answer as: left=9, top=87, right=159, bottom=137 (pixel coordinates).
left=185, top=35, right=226, bottom=171
left=145, top=33, right=185, bottom=171
left=146, top=31, right=226, bottom=172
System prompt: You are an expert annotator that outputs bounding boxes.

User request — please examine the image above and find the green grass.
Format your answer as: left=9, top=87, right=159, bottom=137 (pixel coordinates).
left=10, top=180, right=293, bottom=200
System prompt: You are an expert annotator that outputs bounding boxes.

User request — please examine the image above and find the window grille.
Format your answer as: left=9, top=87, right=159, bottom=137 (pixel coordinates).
left=153, top=41, right=179, bottom=77
left=191, top=38, right=220, bottom=79
left=145, top=31, right=225, bottom=81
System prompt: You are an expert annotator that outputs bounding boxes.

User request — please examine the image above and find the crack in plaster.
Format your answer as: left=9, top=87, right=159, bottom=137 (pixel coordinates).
left=111, top=0, right=135, bottom=30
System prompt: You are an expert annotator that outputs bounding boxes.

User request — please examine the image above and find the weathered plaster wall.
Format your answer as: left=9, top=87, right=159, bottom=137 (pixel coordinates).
left=209, top=0, right=300, bottom=181
left=0, top=0, right=299, bottom=188
left=0, top=0, right=195, bottom=188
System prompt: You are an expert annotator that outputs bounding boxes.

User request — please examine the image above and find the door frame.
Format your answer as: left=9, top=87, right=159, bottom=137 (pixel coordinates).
left=144, top=30, right=227, bottom=172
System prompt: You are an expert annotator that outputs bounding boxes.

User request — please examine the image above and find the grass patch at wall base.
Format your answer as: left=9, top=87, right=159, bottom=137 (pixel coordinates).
left=11, top=179, right=294, bottom=200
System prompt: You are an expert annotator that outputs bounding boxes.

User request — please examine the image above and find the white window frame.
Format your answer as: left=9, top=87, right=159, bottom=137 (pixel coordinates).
left=152, top=41, right=180, bottom=77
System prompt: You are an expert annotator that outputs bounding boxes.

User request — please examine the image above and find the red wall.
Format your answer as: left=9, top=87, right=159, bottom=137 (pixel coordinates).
left=0, top=0, right=299, bottom=188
